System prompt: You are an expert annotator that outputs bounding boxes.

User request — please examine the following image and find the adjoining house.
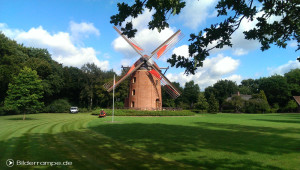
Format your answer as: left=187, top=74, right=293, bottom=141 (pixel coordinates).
left=293, top=96, right=300, bottom=112
left=226, top=91, right=252, bottom=101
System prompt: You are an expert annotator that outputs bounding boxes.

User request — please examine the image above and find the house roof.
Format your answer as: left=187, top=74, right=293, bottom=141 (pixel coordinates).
left=293, top=96, right=300, bottom=105
left=226, top=94, right=252, bottom=101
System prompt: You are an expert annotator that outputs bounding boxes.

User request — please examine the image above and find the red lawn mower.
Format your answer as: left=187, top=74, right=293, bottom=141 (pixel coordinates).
left=98, top=110, right=106, bottom=118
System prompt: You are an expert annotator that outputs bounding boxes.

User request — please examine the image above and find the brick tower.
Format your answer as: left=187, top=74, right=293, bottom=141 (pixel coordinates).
left=125, top=66, right=162, bottom=110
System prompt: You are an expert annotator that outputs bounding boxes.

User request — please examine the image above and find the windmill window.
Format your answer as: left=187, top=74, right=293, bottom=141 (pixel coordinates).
left=133, top=77, right=136, bottom=83
left=132, top=89, right=135, bottom=96
left=131, top=101, right=135, bottom=108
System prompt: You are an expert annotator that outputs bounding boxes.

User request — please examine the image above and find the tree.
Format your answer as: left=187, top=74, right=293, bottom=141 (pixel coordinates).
left=81, top=63, right=103, bottom=110
left=257, top=75, right=290, bottom=107
left=208, top=80, right=238, bottom=110
left=111, top=0, right=299, bottom=74
left=285, top=100, right=298, bottom=113
left=4, top=67, right=44, bottom=119
left=195, top=93, right=209, bottom=112
left=208, top=94, right=219, bottom=113
left=182, top=80, right=200, bottom=108
left=239, top=79, right=259, bottom=94
left=0, top=33, right=28, bottom=104
left=284, top=69, right=300, bottom=96
left=229, top=95, right=245, bottom=113
left=245, top=90, right=270, bottom=113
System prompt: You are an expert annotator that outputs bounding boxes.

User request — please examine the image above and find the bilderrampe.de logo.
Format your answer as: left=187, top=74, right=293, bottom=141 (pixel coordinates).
left=6, top=159, right=14, bottom=167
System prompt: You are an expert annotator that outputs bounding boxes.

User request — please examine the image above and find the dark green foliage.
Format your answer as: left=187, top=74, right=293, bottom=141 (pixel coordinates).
left=284, top=69, right=300, bottom=96
left=257, top=75, right=290, bottom=107
left=182, top=80, right=200, bottom=108
left=227, top=95, right=245, bottom=113
left=4, top=67, right=44, bottom=118
left=111, top=1, right=299, bottom=75
left=92, top=109, right=195, bottom=116
left=0, top=33, right=28, bottom=103
left=208, top=94, right=219, bottom=113
left=245, top=90, right=270, bottom=113
left=213, top=80, right=238, bottom=106
left=204, top=80, right=238, bottom=111
left=195, top=93, right=209, bottom=111
left=240, top=79, right=259, bottom=94
left=284, top=100, right=298, bottom=113
left=110, top=0, right=186, bottom=37
left=44, top=99, right=71, bottom=113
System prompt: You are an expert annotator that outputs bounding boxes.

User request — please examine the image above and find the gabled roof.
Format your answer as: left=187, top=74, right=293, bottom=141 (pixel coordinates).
left=226, top=94, right=252, bottom=101
left=293, top=96, right=300, bottom=106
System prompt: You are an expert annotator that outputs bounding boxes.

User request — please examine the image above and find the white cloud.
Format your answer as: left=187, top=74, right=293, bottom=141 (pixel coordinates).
left=0, top=23, right=22, bottom=38
left=178, top=0, right=218, bottom=29
left=224, top=74, right=242, bottom=85
left=268, top=60, right=300, bottom=75
left=1, top=23, right=109, bottom=70
left=172, top=45, right=189, bottom=58
left=289, top=40, right=298, bottom=48
left=166, top=54, right=240, bottom=90
left=69, top=21, right=100, bottom=41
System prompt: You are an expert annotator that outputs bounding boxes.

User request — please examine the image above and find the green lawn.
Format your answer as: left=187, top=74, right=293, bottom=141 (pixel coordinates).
left=0, top=113, right=300, bottom=169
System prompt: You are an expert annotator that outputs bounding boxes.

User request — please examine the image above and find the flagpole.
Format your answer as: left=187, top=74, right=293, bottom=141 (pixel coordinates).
left=112, top=75, right=115, bottom=122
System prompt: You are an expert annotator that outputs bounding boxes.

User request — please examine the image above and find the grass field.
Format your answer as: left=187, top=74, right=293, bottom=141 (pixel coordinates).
left=0, top=113, right=300, bottom=169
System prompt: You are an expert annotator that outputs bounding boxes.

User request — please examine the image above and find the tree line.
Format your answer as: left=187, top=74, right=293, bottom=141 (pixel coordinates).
left=162, top=71, right=300, bottom=113
left=1, top=33, right=299, bottom=115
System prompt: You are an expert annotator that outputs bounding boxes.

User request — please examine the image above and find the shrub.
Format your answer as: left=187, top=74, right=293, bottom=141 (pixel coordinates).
left=115, top=102, right=124, bottom=109
left=91, top=109, right=195, bottom=116
left=45, top=99, right=71, bottom=113
left=245, top=99, right=269, bottom=113
left=79, top=108, right=89, bottom=113
left=0, top=107, right=5, bottom=115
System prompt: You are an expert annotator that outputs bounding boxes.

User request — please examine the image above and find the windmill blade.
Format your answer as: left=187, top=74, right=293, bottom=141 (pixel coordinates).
left=148, top=66, right=181, bottom=99
left=150, top=30, right=184, bottom=59
left=113, top=26, right=144, bottom=57
left=104, top=58, right=144, bottom=92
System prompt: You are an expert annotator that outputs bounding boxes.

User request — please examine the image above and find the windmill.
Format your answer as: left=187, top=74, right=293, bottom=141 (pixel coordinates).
left=104, top=26, right=184, bottom=110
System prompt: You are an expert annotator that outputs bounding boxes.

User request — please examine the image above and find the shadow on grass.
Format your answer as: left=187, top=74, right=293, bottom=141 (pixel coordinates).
left=5, top=117, right=38, bottom=120
left=253, top=119, right=300, bottom=124
left=1, top=121, right=299, bottom=169
left=263, top=114, right=300, bottom=119
left=88, top=122, right=300, bottom=169
left=0, top=130, right=188, bottom=170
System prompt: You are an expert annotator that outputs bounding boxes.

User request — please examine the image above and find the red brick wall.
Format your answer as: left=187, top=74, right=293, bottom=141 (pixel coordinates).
left=127, top=70, right=162, bottom=110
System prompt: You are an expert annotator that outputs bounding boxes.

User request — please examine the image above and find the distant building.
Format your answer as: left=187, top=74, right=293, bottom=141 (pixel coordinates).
left=226, top=91, right=252, bottom=101
left=293, top=96, right=300, bottom=112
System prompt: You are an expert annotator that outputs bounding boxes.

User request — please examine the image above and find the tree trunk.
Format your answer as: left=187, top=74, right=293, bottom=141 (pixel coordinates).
left=23, top=113, right=26, bottom=120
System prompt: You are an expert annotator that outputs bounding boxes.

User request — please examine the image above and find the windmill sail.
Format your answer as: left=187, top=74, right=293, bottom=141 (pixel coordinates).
left=148, top=66, right=181, bottom=99
left=106, top=26, right=183, bottom=100
left=113, top=26, right=144, bottom=57
left=104, top=58, right=144, bottom=92
left=150, top=30, right=184, bottom=59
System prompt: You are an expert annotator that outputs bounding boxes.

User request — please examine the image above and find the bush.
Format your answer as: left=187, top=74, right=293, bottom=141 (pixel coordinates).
left=245, top=99, right=269, bottom=113
left=191, top=109, right=208, bottom=113
left=115, top=102, right=124, bottom=109
left=79, top=108, right=89, bottom=113
left=0, top=107, right=5, bottom=115
left=45, top=99, right=71, bottom=113
left=91, top=109, right=195, bottom=116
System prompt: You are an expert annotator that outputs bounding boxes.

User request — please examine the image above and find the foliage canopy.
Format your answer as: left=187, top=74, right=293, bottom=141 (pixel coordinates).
left=111, top=0, right=300, bottom=74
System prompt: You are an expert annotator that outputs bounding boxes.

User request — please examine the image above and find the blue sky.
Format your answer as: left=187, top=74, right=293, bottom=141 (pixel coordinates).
left=1, top=0, right=299, bottom=89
